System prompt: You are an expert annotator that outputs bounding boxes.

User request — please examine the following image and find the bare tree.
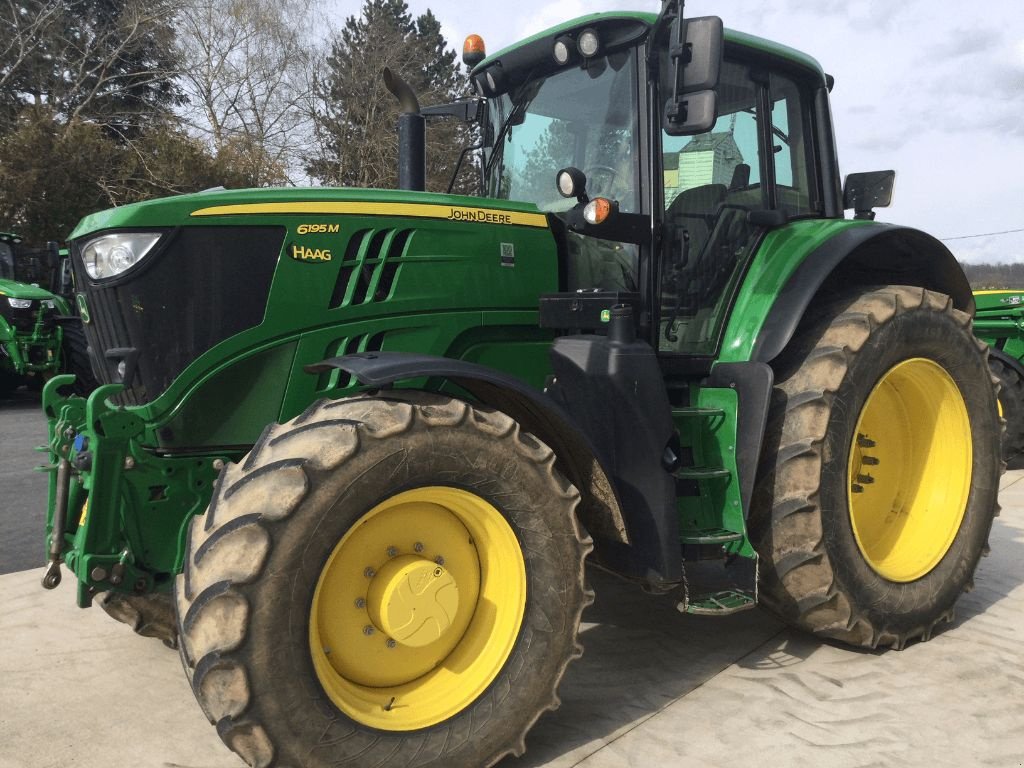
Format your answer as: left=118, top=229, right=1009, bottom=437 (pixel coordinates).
left=0, top=0, right=182, bottom=136
left=174, top=0, right=325, bottom=185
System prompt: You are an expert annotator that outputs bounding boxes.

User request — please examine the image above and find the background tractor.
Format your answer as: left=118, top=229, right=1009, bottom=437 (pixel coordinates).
left=39, top=3, right=999, bottom=767
left=0, top=233, right=95, bottom=396
left=973, top=289, right=1024, bottom=458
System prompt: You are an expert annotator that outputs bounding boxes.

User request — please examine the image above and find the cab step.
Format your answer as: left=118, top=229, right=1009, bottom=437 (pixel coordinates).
left=680, top=527, right=743, bottom=545
left=678, top=589, right=756, bottom=616
left=674, top=466, right=731, bottom=480
left=672, top=406, right=725, bottom=418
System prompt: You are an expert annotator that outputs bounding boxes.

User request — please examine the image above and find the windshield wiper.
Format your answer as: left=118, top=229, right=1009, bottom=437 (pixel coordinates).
left=483, top=83, right=542, bottom=191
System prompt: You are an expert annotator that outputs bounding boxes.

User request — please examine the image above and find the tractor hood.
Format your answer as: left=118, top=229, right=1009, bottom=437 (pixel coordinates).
left=0, top=277, right=59, bottom=302
left=69, top=187, right=548, bottom=239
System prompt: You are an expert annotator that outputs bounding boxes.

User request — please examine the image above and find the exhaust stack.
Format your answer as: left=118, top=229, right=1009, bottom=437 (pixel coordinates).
left=383, top=67, right=425, bottom=192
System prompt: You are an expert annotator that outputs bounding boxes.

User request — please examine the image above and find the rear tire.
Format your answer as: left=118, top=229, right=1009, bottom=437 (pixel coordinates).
left=751, top=286, right=1000, bottom=649
left=989, top=356, right=1024, bottom=459
left=175, top=391, right=592, bottom=768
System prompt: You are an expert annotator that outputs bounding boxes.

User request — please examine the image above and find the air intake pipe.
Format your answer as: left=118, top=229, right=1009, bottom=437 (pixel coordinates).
left=383, top=67, right=425, bottom=192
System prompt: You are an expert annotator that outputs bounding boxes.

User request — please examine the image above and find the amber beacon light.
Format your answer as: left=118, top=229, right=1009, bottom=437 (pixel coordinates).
left=463, top=34, right=486, bottom=66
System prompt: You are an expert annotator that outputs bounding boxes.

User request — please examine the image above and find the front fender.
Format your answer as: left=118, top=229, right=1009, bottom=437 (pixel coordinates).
left=720, top=219, right=972, bottom=365
left=306, top=352, right=630, bottom=549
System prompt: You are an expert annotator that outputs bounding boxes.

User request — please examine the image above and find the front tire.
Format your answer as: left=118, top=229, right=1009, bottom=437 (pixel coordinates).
left=175, top=391, right=591, bottom=768
left=752, top=286, right=999, bottom=649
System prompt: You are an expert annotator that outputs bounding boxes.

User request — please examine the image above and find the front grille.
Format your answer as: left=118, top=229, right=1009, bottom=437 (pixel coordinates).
left=74, top=226, right=285, bottom=405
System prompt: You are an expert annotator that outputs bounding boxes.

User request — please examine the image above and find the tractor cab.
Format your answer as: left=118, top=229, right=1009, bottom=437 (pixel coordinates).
left=467, top=11, right=841, bottom=368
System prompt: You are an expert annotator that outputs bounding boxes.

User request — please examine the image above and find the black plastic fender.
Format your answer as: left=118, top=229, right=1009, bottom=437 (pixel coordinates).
left=753, top=223, right=973, bottom=364
left=305, top=352, right=631, bottom=549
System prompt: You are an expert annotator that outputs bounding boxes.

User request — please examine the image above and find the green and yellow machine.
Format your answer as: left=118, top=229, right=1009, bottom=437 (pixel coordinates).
left=973, top=289, right=1024, bottom=457
left=0, top=233, right=96, bottom=396
left=40, top=3, right=999, bottom=766
left=0, top=233, right=68, bottom=394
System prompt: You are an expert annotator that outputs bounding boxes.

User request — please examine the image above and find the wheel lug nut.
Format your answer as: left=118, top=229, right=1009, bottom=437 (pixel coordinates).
left=851, top=483, right=864, bottom=494
left=861, top=456, right=880, bottom=465
left=856, top=474, right=875, bottom=484
left=364, top=567, right=375, bottom=578
left=387, top=546, right=398, bottom=557
left=857, top=434, right=876, bottom=448
left=386, top=638, right=397, bottom=649
left=363, top=625, right=375, bottom=636
left=355, top=597, right=366, bottom=609
left=414, top=542, right=424, bottom=553
left=434, top=556, right=445, bottom=566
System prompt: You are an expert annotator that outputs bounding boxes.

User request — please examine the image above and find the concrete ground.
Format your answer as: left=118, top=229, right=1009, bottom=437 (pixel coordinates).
left=1, top=392, right=1022, bottom=767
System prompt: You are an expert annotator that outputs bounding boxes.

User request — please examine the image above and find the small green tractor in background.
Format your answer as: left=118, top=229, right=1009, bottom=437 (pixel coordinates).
left=0, top=233, right=95, bottom=396
left=974, top=289, right=1024, bottom=457
left=39, top=3, right=1000, bottom=767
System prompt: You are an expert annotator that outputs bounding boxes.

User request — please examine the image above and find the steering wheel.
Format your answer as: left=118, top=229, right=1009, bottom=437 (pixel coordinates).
left=583, top=165, right=619, bottom=198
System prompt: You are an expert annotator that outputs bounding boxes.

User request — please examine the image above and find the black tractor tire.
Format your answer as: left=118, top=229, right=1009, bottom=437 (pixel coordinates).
left=96, top=591, right=178, bottom=649
left=174, top=390, right=592, bottom=768
left=988, top=355, right=1024, bottom=459
left=61, top=321, right=99, bottom=395
left=751, top=285, right=1000, bottom=649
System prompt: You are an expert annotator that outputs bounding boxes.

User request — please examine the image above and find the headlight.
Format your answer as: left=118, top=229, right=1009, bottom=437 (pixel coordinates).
left=7, top=297, right=32, bottom=309
left=81, top=232, right=162, bottom=280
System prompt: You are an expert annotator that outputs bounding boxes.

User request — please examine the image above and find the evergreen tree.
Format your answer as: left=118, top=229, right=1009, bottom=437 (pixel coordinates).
left=308, top=0, right=474, bottom=192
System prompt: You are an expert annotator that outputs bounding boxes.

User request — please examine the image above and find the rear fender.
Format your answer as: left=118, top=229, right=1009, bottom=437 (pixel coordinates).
left=721, top=220, right=972, bottom=365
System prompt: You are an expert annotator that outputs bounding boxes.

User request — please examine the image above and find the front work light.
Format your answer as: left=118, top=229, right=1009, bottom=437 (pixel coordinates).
left=553, top=36, right=574, bottom=65
left=556, top=167, right=587, bottom=200
left=81, top=232, right=162, bottom=280
left=7, top=297, right=32, bottom=309
left=578, top=28, right=601, bottom=58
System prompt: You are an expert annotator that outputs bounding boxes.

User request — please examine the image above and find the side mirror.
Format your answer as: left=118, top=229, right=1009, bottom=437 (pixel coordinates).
left=843, top=170, right=895, bottom=221
left=663, top=15, right=724, bottom=136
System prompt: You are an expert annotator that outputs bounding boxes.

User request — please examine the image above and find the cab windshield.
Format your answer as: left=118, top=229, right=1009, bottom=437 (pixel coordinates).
left=483, top=49, right=641, bottom=291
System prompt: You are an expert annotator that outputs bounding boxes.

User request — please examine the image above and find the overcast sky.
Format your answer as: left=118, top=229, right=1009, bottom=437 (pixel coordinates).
left=326, top=0, right=1024, bottom=263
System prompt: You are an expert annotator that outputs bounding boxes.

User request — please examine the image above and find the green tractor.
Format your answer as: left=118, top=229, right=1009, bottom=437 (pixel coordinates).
left=0, top=233, right=95, bottom=396
left=973, top=289, right=1024, bottom=457
left=40, top=3, right=999, bottom=767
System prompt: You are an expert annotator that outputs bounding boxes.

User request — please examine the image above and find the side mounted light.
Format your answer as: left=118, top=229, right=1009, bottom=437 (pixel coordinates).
left=556, top=167, right=587, bottom=199
left=583, top=198, right=612, bottom=225
left=81, top=232, right=162, bottom=280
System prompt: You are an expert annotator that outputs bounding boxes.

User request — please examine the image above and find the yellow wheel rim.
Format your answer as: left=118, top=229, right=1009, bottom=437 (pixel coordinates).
left=847, top=358, right=972, bottom=582
left=309, top=487, right=526, bottom=731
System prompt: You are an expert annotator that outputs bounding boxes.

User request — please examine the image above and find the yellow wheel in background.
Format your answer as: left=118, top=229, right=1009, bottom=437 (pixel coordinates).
left=309, top=487, right=527, bottom=731
left=847, top=358, right=972, bottom=582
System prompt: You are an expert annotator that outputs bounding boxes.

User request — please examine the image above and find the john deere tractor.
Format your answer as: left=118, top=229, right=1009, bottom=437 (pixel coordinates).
left=0, top=233, right=94, bottom=396
left=973, top=289, right=1024, bottom=457
left=40, top=3, right=999, bottom=766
